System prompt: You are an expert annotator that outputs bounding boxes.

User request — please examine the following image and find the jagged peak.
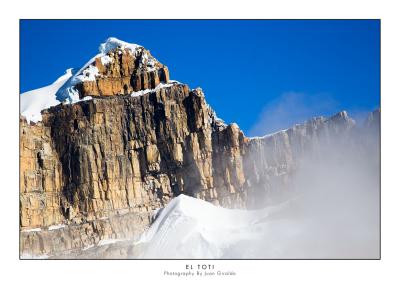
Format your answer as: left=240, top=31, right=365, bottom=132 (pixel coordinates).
left=249, top=110, right=358, bottom=141
left=55, top=37, right=166, bottom=102
left=99, top=37, right=143, bottom=55
left=97, top=37, right=162, bottom=71
left=191, top=87, right=205, bottom=97
left=367, top=108, right=380, bottom=120
left=365, top=108, right=381, bottom=128
left=329, top=110, right=350, bottom=121
left=20, top=37, right=174, bottom=123
left=325, top=110, right=356, bottom=128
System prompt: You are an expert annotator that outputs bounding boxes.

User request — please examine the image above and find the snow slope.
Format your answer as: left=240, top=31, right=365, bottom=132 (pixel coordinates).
left=134, top=190, right=379, bottom=259
left=134, top=194, right=301, bottom=259
left=20, top=69, right=73, bottom=122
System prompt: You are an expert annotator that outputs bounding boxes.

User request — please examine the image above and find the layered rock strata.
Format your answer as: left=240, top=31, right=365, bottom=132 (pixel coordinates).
left=20, top=40, right=380, bottom=257
left=77, top=46, right=170, bottom=98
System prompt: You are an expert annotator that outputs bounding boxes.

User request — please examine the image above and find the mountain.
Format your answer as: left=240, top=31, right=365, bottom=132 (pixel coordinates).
left=19, top=37, right=380, bottom=258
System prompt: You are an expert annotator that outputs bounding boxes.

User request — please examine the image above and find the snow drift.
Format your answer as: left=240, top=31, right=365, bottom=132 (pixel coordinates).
left=134, top=185, right=378, bottom=259
left=135, top=194, right=272, bottom=258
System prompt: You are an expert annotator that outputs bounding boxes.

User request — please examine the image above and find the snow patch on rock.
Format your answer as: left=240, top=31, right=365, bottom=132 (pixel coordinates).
left=100, top=55, right=112, bottom=65
left=21, top=227, right=42, bottom=233
left=130, top=81, right=179, bottom=98
left=97, top=238, right=127, bottom=246
left=48, top=224, right=66, bottom=231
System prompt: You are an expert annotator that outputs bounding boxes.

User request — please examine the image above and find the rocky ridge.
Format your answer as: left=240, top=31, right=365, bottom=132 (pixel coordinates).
left=19, top=38, right=380, bottom=257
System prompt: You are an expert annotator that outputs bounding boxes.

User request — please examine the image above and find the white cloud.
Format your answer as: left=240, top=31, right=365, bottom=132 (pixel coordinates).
left=249, top=91, right=339, bottom=137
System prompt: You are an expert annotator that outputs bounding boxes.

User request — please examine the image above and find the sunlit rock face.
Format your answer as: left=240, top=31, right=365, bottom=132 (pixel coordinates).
left=76, top=46, right=170, bottom=97
left=19, top=38, right=380, bottom=258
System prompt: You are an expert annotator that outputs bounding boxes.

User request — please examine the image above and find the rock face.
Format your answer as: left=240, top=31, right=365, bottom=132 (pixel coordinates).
left=243, top=111, right=357, bottom=207
left=77, top=46, right=170, bottom=98
left=19, top=40, right=380, bottom=257
left=20, top=82, right=249, bottom=256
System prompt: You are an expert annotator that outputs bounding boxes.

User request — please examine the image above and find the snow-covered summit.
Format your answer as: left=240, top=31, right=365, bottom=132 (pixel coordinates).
left=99, top=37, right=142, bottom=54
left=20, top=37, right=168, bottom=123
left=55, top=37, right=151, bottom=104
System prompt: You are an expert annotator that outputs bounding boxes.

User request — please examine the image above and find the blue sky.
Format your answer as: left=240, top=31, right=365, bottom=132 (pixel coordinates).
left=20, top=20, right=380, bottom=136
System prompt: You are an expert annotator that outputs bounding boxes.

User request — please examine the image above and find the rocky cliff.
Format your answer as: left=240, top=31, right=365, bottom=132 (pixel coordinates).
left=19, top=38, right=380, bottom=258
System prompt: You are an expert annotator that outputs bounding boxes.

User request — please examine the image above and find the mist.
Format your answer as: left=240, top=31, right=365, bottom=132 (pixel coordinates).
left=131, top=111, right=380, bottom=259
left=249, top=91, right=339, bottom=137
left=246, top=122, right=380, bottom=259
left=66, top=111, right=380, bottom=259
